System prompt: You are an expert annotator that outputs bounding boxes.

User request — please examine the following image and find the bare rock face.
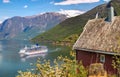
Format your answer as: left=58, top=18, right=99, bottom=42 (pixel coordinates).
left=0, top=12, right=67, bottom=40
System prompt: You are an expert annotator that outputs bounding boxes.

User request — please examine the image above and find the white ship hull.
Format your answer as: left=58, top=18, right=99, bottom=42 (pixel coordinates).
left=25, top=49, right=48, bottom=55
left=19, top=45, right=48, bottom=56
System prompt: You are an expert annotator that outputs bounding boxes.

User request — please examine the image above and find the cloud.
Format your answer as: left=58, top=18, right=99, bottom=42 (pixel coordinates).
left=0, top=21, right=3, bottom=24
left=24, top=5, right=28, bottom=8
left=54, top=0, right=100, bottom=5
left=103, top=0, right=111, bottom=2
left=3, top=0, right=10, bottom=3
left=3, top=16, right=9, bottom=19
left=50, top=1, right=54, bottom=4
left=58, top=9, right=85, bottom=17
left=0, top=16, right=9, bottom=24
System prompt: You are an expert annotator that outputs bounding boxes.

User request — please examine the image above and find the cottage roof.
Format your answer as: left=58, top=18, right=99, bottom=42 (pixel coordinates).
left=73, top=16, right=120, bottom=53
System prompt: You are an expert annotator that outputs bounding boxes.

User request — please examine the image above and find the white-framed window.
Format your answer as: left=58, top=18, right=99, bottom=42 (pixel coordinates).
left=100, top=55, right=105, bottom=63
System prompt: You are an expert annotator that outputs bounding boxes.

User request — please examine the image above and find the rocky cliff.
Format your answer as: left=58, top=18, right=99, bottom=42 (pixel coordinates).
left=0, top=12, right=67, bottom=40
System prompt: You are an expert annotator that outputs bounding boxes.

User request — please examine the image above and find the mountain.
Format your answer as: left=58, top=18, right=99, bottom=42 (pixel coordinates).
left=32, top=0, right=120, bottom=44
left=0, top=12, right=67, bottom=40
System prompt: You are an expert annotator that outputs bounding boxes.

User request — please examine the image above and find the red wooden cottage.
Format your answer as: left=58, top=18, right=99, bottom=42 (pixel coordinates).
left=73, top=2, right=120, bottom=75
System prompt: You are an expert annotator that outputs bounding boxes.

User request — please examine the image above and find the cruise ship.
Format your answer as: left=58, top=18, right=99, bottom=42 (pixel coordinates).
left=19, top=44, right=48, bottom=56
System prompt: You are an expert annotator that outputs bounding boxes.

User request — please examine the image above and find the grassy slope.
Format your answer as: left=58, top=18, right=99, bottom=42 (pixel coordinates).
left=32, top=0, right=120, bottom=43
left=112, top=0, right=120, bottom=15
left=32, top=16, right=86, bottom=42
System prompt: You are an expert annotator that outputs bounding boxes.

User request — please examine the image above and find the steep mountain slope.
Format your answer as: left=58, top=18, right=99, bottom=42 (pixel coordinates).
left=32, top=0, right=120, bottom=43
left=112, top=0, right=120, bottom=15
left=0, top=12, right=67, bottom=40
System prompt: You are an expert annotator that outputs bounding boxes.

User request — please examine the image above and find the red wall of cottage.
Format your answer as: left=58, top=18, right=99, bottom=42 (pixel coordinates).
left=76, top=50, right=117, bottom=74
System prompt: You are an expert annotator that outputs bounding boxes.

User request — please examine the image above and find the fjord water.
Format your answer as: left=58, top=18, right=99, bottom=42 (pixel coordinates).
left=0, top=40, right=70, bottom=77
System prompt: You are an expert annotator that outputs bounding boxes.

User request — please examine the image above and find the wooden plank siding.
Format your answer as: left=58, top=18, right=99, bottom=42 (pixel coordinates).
left=76, top=50, right=117, bottom=74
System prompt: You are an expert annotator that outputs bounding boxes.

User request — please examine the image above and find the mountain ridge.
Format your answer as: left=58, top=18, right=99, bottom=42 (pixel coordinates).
left=0, top=12, right=67, bottom=40
left=32, top=0, right=120, bottom=44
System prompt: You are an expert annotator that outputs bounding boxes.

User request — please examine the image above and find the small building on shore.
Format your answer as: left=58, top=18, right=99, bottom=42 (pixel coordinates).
left=73, top=2, right=120, bottom=74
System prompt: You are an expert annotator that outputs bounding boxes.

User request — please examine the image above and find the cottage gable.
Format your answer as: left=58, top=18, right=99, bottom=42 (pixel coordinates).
left=73, top=16, right=120, bottom=53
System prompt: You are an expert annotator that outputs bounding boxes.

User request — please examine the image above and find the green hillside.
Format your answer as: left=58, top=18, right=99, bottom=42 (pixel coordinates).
left=32, top=0, right=120, bottom=44
left=112, top=0, right=120, bottom=15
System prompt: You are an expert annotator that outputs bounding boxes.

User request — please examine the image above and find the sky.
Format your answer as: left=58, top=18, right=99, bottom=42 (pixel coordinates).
left=0, top=0, right=110, bottom=23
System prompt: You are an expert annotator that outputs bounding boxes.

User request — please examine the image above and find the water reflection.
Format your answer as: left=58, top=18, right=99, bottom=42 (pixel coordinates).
left=0, top=42, right=3, bottom=51
left=0, top=54, right=2, bottom=64
left=0, top=40, right=71, bottom=77
left=0, top=42, right=3, bottom=64
left=20, top=53, right=47, bottom=62
left=52, top=48, right=61, bottom=52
